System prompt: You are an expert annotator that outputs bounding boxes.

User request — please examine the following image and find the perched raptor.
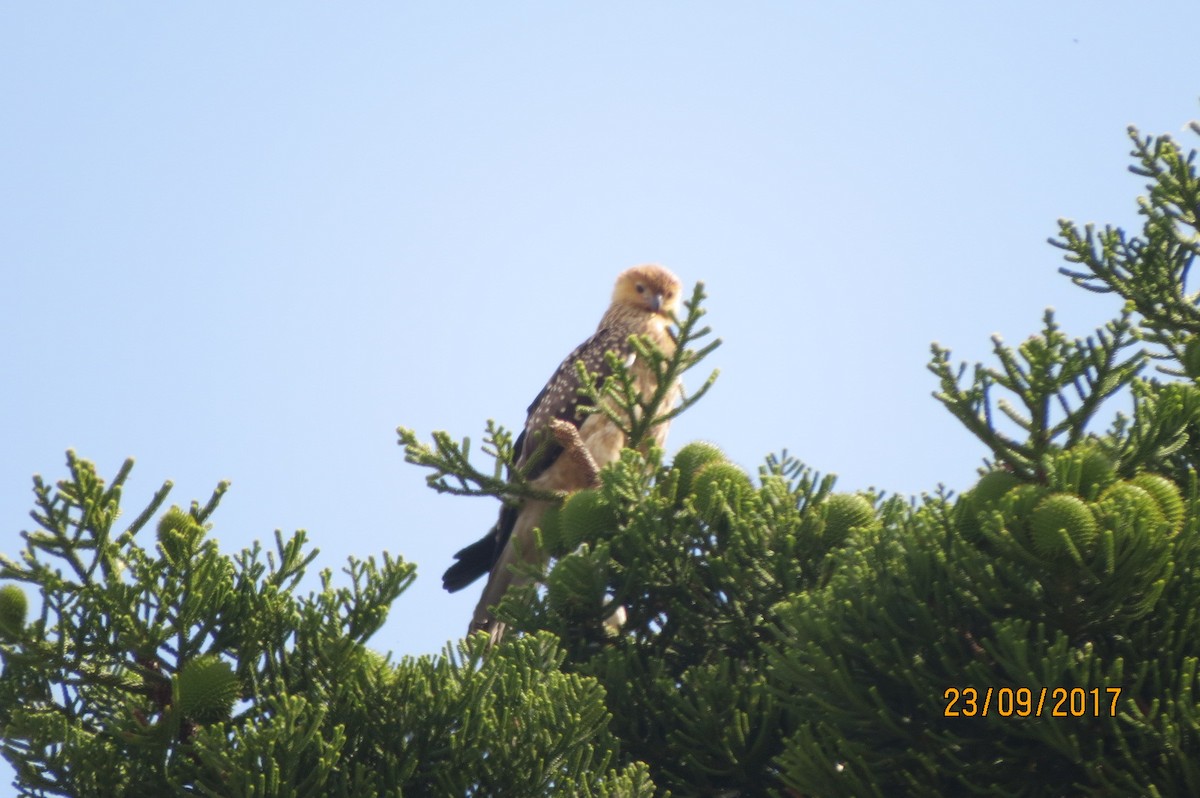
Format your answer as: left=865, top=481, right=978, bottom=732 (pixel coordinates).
left=442, top=264, right=683, bottom=640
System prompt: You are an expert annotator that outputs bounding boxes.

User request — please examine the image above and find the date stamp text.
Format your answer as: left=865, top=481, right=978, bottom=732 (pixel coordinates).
left=943, top=687, right=1122, bottom=718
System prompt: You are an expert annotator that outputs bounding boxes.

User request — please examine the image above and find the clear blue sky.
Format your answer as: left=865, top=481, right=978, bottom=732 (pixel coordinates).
left=1, top=3, right=1197, bottom=778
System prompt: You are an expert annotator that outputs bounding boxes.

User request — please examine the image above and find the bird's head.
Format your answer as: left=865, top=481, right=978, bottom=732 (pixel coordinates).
left=612, top=264, right=682, bottom=317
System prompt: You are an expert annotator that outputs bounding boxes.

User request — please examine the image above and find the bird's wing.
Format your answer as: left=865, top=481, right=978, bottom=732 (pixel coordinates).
left=516, top=325, right=632, bottom=480
left=440, top=325, right=632, bottom=593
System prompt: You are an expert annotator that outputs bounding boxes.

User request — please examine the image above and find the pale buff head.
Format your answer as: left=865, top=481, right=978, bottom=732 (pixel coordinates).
left=611, top=264, right=682, bottom=317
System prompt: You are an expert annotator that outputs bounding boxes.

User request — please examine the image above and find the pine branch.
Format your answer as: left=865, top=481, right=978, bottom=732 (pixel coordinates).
left=1055, top=123, right=1200, bottom=371
left=0, top=453, right=420, bottom=795
left=396, top=422, right=562, bottom=502
left=930, top=309, right=1145, bottom=478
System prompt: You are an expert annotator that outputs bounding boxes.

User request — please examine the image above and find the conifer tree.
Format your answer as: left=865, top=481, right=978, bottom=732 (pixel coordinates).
left=0, top=453, right=653, bottom=796
left=405, top=117, right=1200, bottom=795
left=4, top=115, right=1200, bottom=797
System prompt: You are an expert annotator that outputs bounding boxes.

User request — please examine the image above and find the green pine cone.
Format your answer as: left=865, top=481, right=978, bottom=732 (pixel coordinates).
left=1029, top=493, right=1098, bottom=559
left=691, top=462, right=753, bottom=522
left=156, top=505, right=192, bottom=537
left=535, top=502, right=565, bottom=553
left=157, top=506, right=199, bottom=564
left=558, top=489, right=618, bottom=550
left=1076, top=446, right=1118, bottom=499
left=1130, top=473, right=1185, bottom=535
left=822, top=494, right=878, bottom=543
left=956, top=470, right=1022, bottom=542
left=672, top=441, right=728, bottom=499
left=972, top=470, right=1022, bottom=507
left=175, top=655, right=240, bottom=725
left=0, top=584, right=28, bottom=640
left=954, top=494, right=984, bottom=541
left=1094, top=481, right=1169, bottom=543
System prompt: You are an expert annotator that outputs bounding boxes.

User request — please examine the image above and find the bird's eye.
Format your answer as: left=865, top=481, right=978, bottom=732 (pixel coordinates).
left=636, top=284, right=645, bottom=294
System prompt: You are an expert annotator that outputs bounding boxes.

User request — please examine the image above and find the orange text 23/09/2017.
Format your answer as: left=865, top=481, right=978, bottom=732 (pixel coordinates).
left=942, top=687, right=1122, bottom=718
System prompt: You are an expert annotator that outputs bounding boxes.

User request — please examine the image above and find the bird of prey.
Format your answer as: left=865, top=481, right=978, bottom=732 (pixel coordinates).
left=442, top=264, right=683, bottom=641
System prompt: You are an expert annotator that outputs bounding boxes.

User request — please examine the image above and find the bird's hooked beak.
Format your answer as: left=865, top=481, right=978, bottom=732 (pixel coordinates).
left=648, top=293, right=663, bottom=313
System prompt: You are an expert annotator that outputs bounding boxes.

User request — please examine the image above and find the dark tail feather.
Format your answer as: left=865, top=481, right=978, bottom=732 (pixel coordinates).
left=442, top=531, right=497, bottom=592
left=442, top=504, right=518, bottom=593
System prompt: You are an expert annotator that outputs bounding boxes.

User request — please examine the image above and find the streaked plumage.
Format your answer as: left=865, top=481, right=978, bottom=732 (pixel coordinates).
left=442, top=264, right=682, bottom=640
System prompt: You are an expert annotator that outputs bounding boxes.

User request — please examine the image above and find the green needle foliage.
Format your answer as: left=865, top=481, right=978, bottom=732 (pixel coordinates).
left=0, top=453, right=650, bottom=796
left=763, top=120, right=1200, bottom=796
left=487, top=117, right=1200, bottom=796
left=7, top=115, right=1200, bottom=797
left=929, top=309, right=1146, bottom=480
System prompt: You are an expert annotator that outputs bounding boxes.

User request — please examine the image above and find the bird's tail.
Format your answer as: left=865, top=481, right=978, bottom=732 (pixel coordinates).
left=441, top=503, right=520, bottom=593
left=466, top=499, right=552, bottom=643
